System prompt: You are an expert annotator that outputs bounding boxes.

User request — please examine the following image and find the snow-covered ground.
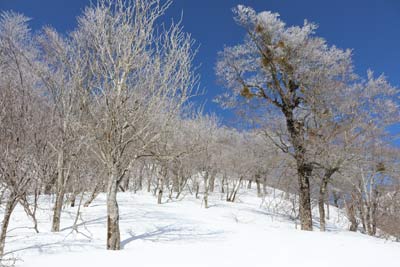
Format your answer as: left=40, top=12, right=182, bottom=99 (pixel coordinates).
left=3, top=188, right=400, bottom=267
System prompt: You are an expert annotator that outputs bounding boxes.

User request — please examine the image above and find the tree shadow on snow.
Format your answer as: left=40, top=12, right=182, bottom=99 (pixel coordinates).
left=121, top=224, right=224, bottom=249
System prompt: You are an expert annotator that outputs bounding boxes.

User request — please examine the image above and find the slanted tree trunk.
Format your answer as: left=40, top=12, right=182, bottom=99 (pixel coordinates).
left=0, top=195, right=18, bottom=257
left=72, top=192, right=85, bottom=232
left=84, top=181, right=102, bottom=207
left=227, top=177, right=243, bottom=202
left=107, top=166, right=120, bottom=250
left=20, top=195, right=39, bottom=233
left=175, top=176, right=188, bottom=199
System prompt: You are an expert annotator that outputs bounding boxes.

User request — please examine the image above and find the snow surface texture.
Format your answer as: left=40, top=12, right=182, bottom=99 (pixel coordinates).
left=3, top=188, right=400, bottom=267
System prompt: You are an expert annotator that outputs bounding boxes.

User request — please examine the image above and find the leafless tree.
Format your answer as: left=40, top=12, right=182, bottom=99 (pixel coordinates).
left=68, top=0, right=197, bottom=250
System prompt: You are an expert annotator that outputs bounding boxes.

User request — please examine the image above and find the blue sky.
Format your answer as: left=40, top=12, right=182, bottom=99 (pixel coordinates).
left=1, top=0, right=399, bottom=143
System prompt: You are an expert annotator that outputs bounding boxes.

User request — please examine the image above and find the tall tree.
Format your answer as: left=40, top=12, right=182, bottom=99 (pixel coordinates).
left=217, top=5, right=359, bottom=230
left=71, top=0, right=197, bottom=250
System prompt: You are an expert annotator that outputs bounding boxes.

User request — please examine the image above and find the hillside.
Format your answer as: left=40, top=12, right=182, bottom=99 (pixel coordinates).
left=3, top=188, right=400, bottom=267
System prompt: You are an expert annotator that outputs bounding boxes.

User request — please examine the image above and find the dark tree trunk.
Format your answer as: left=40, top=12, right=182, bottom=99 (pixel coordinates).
left=332, top=191, right=340, bottom=208
left=195, top=181, right=200, bottom=199
left=285, top=109, right=313, bottom=231
left=70, top=192, right=76, bottom=207
left=247, top=180, right=252, bottom=189
left=255, top=174, right=262, bottom=197
left=227, top=177, right=243, bottom=202
left=0, top=196, right=17, bottom=257
left=122, top=176, right=130, bottom=192
left=297, top=163, right=313, bottom=231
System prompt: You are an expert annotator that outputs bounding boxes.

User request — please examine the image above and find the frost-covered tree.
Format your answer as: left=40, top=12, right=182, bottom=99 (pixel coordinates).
left=216, top=5, right=399, bottom=231
left=0, top=11, right=48, bottom=256
left=70, top=0, right=197, bottom=250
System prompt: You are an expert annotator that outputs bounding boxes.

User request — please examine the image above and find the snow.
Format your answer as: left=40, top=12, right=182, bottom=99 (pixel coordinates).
left=3, top=188, right=400, bottom=267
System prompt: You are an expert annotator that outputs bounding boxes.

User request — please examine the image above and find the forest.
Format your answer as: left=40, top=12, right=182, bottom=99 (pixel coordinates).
left=0, top=0, right=399, bottom=266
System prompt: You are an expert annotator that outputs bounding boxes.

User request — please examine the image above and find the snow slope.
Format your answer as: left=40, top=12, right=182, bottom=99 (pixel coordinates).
left=3, top=188, right=400, bottom=267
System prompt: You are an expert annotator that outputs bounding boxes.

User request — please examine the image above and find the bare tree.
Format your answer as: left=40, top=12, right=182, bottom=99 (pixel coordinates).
left=216, top=5, right=398, bottom=231
left=0, top=11, right=47, bottom=257
left=69, top=0, right=197, bottom=250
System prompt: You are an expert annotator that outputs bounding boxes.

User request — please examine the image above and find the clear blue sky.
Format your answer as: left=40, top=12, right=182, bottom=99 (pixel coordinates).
left=1, top=0, right=399, bottom=143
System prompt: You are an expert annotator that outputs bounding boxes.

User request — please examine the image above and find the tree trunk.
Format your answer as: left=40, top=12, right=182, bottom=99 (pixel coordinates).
left=195, top=181, right=200, bottom=199
left=345, top=199, right=358, bottom=232
left=262, top=176, right=267, bottom=196
left=227, top=177, right=243, bottom=202
left=157, top=168, right=166, bottom=204
left=371, top=191, right=378, bottom=236
left=247, top=180, right=252, bottom=189
left=70, top=192, right=77, bottom=207
left=319, top=177, right=329, bottom=232
left=221, top=173, right=226, bottom=194
left=0, top=196, right=17, bottom=257
left=285, top=109, right=313, bottom=231
left=332, top=191, right=340, bottom=207
left=175, top=176, right=187, bottom=199
left=203, top=171, right=209, bottom=208
left=84, top=182, right=101, bottom=207
left=72, top=192, right=85, bottom=232
left=20, top=195, right=39, bottom=233
left=326, top=201, right=330, bottom=220
left=319, top=169, right=337, bottom=232
left=106, top=166, right=120, bottom=250
left=138, top=174, right=143, bottom=191
left=52, top=150, right=65, bottom=232
left=209, top=171, right=215, bottom=193
left=255, top=174, right=262, bottom=197
left=297, top=163, right=313, bottom=231
left=122, top=176, right=130, bottom=192
left=147, top=176, right=152, bottom=193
